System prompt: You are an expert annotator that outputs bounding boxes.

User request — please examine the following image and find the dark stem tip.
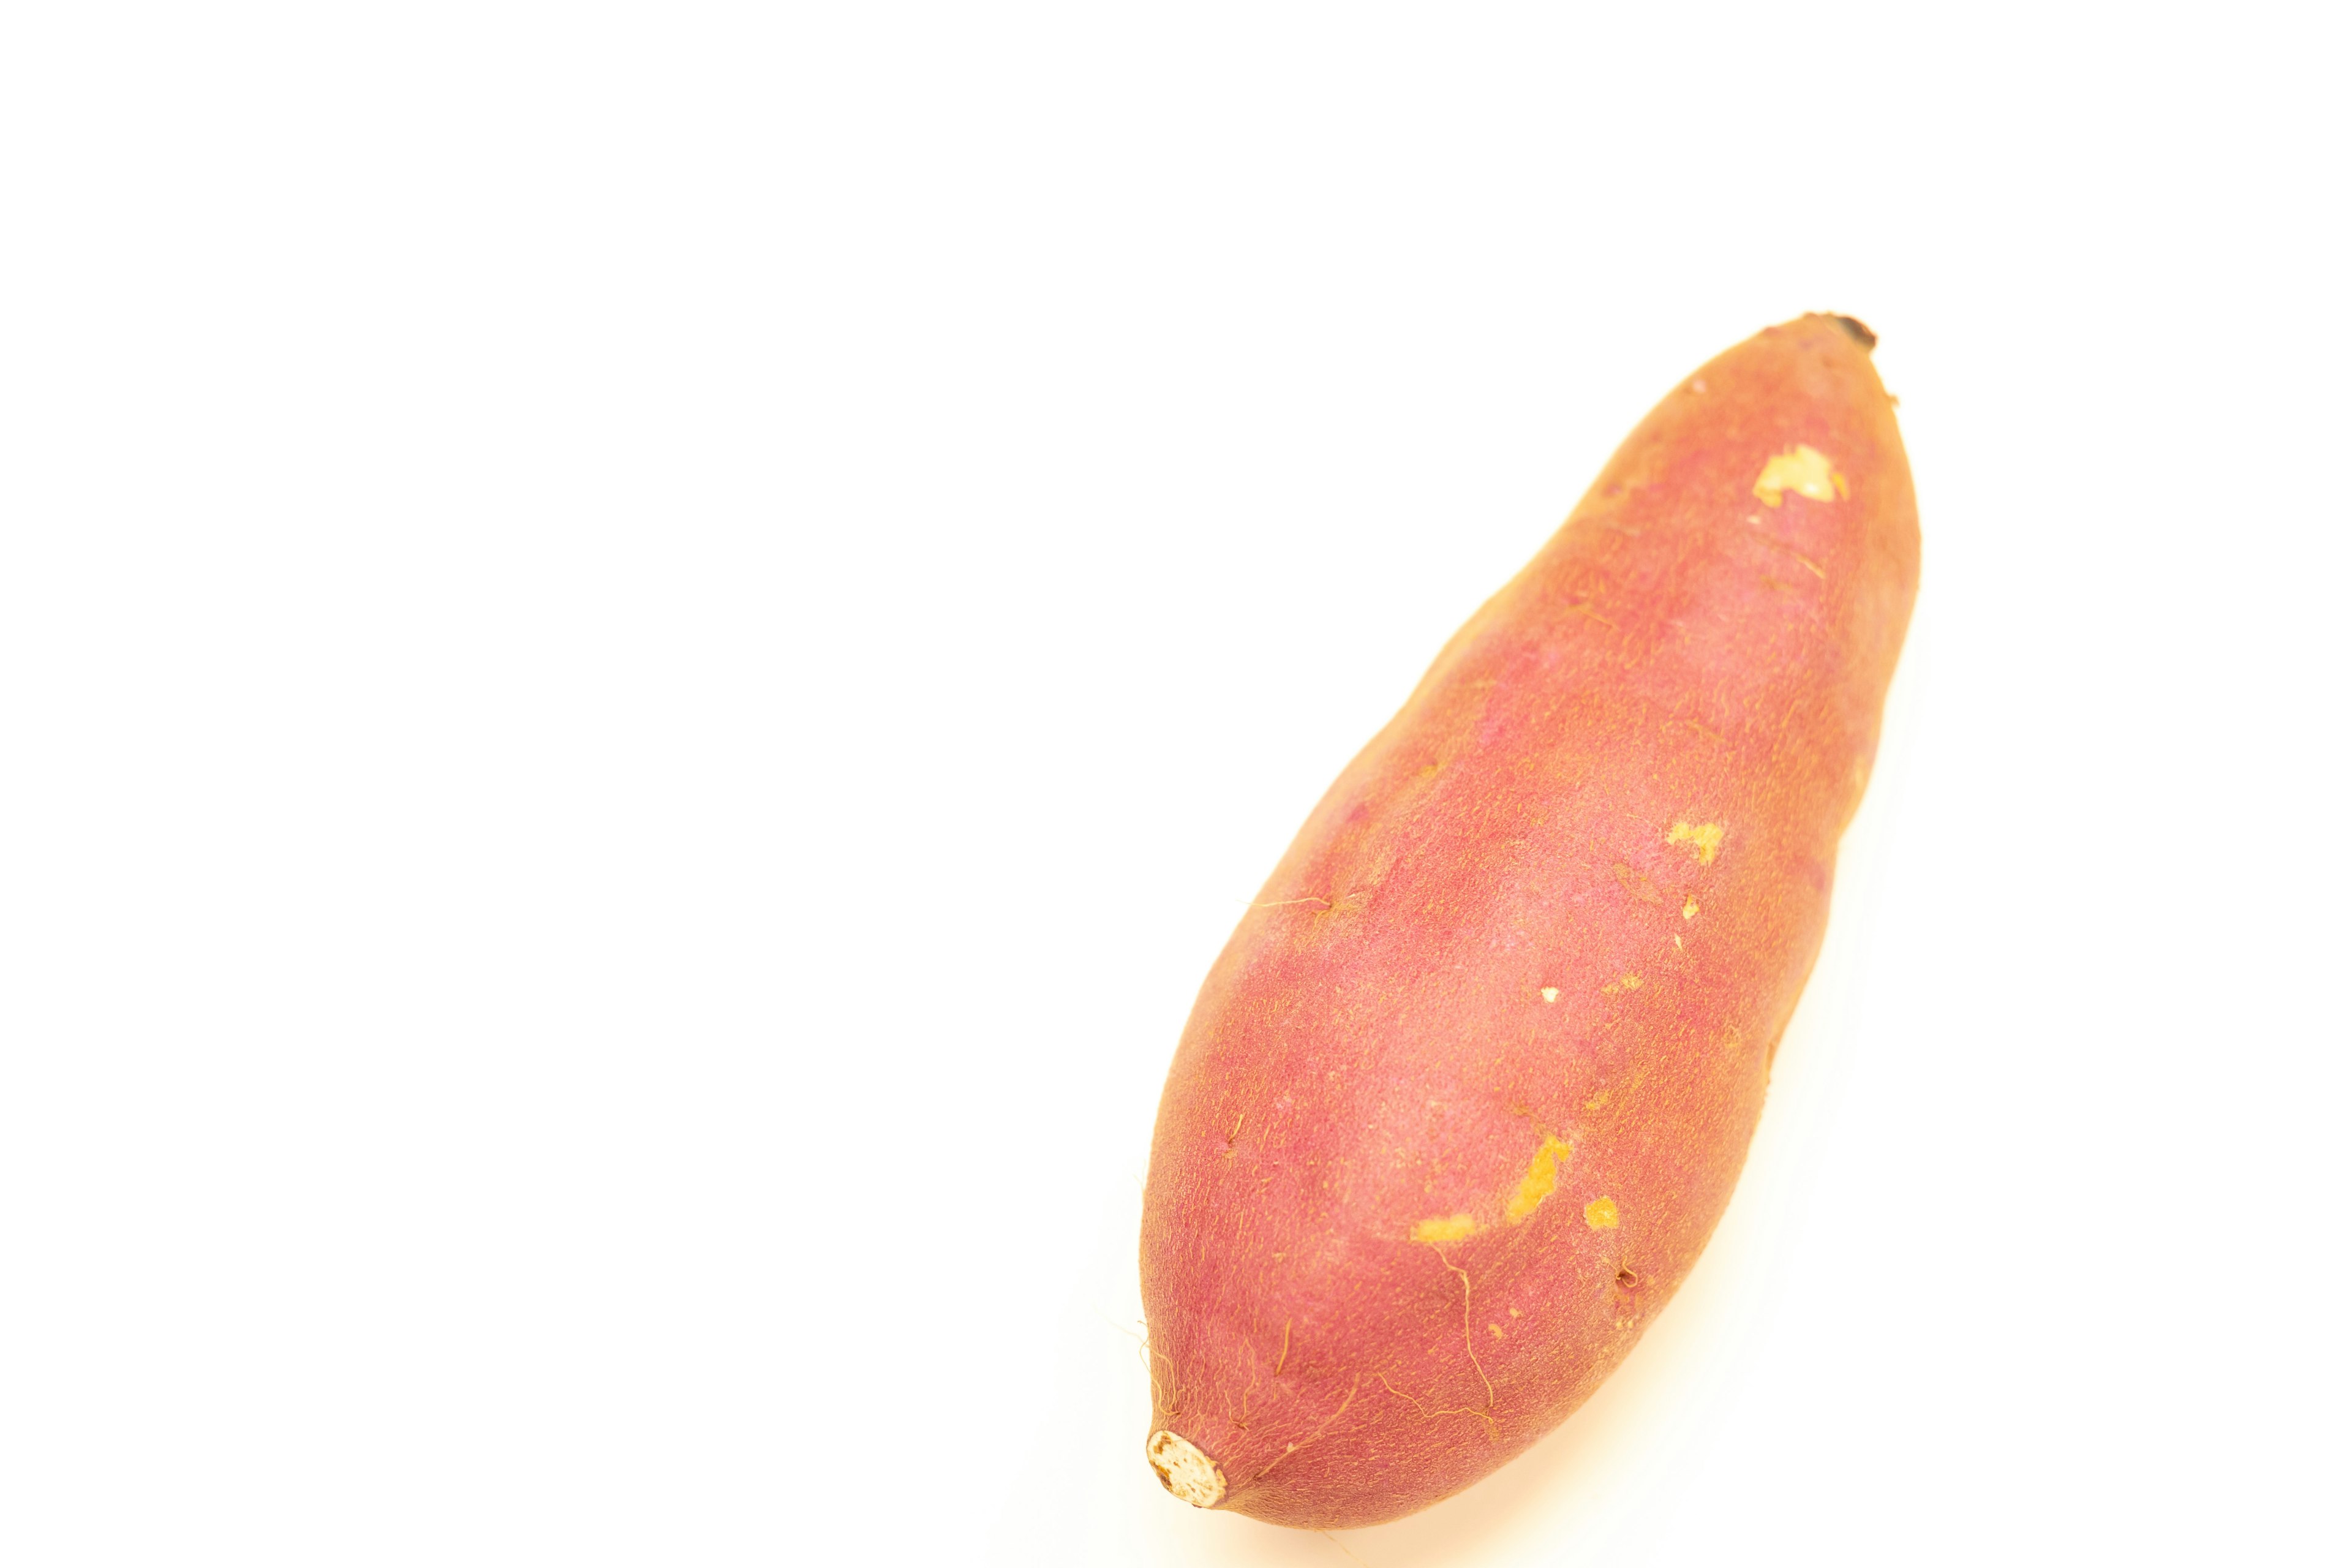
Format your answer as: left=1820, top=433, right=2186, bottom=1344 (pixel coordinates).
left=1823, top=313, right=1879, bottom=351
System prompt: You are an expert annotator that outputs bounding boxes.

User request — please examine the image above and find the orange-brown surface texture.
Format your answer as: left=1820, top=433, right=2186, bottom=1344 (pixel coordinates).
left=1139, top=315, right=1919, bottom=1529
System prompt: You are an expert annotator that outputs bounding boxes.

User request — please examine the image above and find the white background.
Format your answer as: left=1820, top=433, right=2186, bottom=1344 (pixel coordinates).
left=2, top=4, right=2346, bottom=1564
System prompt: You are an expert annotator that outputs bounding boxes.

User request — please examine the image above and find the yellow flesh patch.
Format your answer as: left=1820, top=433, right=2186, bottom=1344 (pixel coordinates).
left=1752, top=444, right=1847, bottom=507
left=1667, top=821, right=1724, bottom=864
left=1505, top=1136, right=1575, bottom=1224
left=1416, top=1131, right=1581, bottom=1242
left=1413, top=1213, right=1479, bottom=1244
left=1585, top=1197, right=1620, bottom=1230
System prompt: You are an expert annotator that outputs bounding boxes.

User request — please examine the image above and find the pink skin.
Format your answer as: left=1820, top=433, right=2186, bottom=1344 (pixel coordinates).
left=1139, top=315, right=1918, bottom=1529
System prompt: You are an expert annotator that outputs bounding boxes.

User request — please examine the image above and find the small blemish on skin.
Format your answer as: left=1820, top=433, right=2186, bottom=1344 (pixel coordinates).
left=1667, top=821, right=1725, bottom=865
left=1414, top=1213, right=1479, bottom=1244
left=1722, top=1025, right=1744, bottom=1055
left=1683, top=895, right=1699, bottom=919
left=1540, top=987, right=1559, bottom=1004
left=1488, top=1322, right=1504, bottom=1340
left=1752, top=445, right=1847, bottom=508
left=1506, top=1136, right=1575, bottom=1224
left=1602, top=974, right=1643, bottom=995
left=1613, top=862, right=1665, bottom=905
left=1673, top=934, right=1683, bottom=950
left=1508, top=1306, right=1521, bottom=1318
left=1585, top=1197, right=1620, bottom=1230
left=1691, top=378, right=1707, bottom=393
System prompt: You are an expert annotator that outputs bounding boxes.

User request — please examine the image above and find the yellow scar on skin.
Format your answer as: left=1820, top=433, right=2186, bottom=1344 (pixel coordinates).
left=1667, top=821, right=1725, bottom=865
left=1682, top=895, right=1698, bottom=920
left=1506, top=1136, right=1575, bottom=1224
left=1540, top=987, right=1560, bottom=1003
left=1752, top=444, right=1849, bottom=508
left=1413, top=1213, right=1479, bottom=1244
left=1584, top=1197, right=1620, bottom=1230
left=1602, top=973, right=1643, bottom=995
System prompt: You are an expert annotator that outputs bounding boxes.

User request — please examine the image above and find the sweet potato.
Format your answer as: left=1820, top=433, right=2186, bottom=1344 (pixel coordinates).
left=1139, top=314, right=1918, bottom=1528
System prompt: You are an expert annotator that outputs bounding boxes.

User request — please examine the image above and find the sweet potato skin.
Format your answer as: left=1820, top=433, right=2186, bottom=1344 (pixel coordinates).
left=1139, top=315, right=1918, bottom=1529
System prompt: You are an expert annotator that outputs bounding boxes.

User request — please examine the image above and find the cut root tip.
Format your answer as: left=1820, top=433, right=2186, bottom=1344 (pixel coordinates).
left=1146, top=1429, right=1227, bottom=1508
